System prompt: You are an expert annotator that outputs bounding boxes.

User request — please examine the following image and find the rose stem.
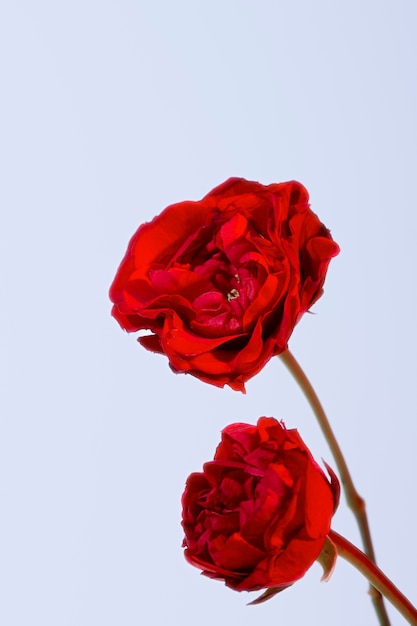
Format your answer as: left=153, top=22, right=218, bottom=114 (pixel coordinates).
left=329, top=530, right=417, bottom=625
left=279, top=349, right=390, bottom=626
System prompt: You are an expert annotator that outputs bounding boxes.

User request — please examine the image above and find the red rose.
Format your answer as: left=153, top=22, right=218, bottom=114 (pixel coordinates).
left=181, top=417, right=339, bottom=593
left=110, top=178, right=339, bottom=391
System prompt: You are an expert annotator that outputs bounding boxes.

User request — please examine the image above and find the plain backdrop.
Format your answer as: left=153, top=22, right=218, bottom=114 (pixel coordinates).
left=1, top=2, right=416, bottom=625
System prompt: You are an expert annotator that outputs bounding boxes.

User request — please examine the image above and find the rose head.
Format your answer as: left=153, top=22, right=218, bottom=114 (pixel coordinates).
left=181, top=417, right=339, bottom=593
left=109, top=178, right=339, bottom=391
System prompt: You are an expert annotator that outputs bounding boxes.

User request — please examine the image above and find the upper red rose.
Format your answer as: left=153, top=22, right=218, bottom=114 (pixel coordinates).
left=109, top=178, right=339, bottom=391
left=181, top=417, right=339, bottom=593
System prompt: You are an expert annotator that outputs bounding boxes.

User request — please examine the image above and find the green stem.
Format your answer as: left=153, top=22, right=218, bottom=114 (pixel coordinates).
left=330, top=530, right=417, bottom=625
left=279, top=349, right=390, bottom=625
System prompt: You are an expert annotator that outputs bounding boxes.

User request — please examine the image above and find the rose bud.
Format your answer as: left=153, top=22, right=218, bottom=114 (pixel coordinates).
left=110, top=178, right=339, bottom=391
left=181, top=417, right=339, bottom=596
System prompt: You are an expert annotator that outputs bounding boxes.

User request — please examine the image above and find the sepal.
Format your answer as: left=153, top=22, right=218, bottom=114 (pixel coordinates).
left=248, top=585, right=292, bottom=606
left=317, top=534, right=338, bottom=582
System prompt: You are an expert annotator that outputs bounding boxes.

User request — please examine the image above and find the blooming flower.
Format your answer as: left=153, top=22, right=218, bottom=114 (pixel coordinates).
left=110, top=178, right=339, bottom=391
left=181, top=417, right=340, bottom=593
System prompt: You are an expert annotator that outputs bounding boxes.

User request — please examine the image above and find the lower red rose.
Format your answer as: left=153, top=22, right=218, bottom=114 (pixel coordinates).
left=109, top=178, right=339, bottom=391
left=181, top=417, right=339, bottom=592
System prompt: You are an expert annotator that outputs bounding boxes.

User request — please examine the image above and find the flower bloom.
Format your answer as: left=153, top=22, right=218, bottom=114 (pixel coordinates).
left=181, top=417, right=339, bottom=593
left=109, top=178, right=339, bottom=391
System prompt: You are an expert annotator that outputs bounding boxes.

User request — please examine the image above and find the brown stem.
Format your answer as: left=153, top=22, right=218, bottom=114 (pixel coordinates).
left=279, top=349, right=390, bottom=625
left=330, top=530, right=417, bottom=625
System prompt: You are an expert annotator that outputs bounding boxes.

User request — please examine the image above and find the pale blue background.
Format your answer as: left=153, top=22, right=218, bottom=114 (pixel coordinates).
left=1, top=1, right=416, bottom=625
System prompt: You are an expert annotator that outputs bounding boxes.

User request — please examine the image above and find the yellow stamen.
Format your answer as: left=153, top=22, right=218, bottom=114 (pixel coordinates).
left=227, top=289, right=240, bottom=302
